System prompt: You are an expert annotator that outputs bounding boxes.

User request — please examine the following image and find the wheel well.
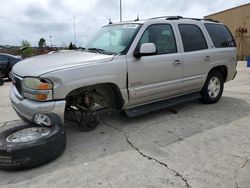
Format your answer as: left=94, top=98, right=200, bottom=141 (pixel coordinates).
left=66, top=83, right=124, bottom=110
left=209, top=66, right=228, bottom=82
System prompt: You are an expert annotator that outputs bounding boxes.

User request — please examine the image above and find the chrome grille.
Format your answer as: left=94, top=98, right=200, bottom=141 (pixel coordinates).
left=13, top=75, right=23, bottom=96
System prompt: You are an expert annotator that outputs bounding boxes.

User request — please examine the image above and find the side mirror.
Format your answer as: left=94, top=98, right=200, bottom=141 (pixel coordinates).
left=0, top=78, right=4, bottom=86
left=134, top=43, right=157, bottom=58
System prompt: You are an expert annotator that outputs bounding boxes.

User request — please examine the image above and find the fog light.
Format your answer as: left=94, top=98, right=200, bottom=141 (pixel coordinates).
left=33, top=114, right=52, bottom=127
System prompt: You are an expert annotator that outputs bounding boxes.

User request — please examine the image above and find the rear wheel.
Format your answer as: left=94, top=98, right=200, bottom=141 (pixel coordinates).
left=200, top=71, right=224, bottom=104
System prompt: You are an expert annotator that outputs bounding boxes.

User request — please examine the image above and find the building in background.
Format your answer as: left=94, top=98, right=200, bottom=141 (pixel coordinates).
left=205, top=3, right=250, bottom=60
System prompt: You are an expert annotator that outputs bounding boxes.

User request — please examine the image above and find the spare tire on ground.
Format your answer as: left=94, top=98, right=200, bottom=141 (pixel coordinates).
left=0, top=120, right=66, bottom=170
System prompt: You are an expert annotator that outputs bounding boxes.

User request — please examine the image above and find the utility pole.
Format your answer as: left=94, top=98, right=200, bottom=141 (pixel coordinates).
left=73, top=14, right=77, bottom=47
left=49, top=35, right=52, bottom=48
left=120, top=0, right=122, bottom=22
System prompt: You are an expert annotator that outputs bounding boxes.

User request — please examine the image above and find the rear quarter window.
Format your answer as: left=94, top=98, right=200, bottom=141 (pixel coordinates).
left=205, top=23, right=236, bottom=48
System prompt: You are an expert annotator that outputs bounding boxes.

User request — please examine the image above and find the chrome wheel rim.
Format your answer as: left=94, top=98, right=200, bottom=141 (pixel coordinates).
left=6, top=127, right=51, bottom=143
left=208, top=77, right=221, bottom=98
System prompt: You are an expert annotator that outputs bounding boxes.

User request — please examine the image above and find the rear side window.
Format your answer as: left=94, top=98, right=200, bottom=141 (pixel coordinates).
left=178, top=24, right=208, bottom=52
left=205, top=23, right=236, bottom=48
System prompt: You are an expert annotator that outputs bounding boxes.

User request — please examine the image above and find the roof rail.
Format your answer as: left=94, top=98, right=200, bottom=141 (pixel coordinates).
left=181, top=17, right=219, bottom=23
left=166, top=16, right=183, bottom=20
left=148, top=16, right=219, bottom=23
left=149, top=16, right=183, bottom=20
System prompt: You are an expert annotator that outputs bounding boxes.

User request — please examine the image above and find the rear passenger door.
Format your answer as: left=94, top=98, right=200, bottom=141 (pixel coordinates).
left=178, top=24, right=212, bottom=93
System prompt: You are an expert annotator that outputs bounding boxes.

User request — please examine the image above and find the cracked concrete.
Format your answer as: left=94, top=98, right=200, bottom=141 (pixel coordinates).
left=233, top=155, right=250, bottom=188
left=0, top=62, right=250, bottom=188
left=101, top=118, right=191, bottom=188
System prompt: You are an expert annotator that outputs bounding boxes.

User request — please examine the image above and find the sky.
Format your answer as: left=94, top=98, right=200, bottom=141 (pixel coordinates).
left=0, top=0, right=249, bottom=47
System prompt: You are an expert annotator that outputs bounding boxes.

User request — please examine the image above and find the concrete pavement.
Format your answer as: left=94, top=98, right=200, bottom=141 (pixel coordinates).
left=0, top=62, right=249, bottom=188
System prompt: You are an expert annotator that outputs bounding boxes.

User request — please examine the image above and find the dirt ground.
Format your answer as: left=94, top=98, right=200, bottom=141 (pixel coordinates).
left=0, top=62, right=250, bottom=188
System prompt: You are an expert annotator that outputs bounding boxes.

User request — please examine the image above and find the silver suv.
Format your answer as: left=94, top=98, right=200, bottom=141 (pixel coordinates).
left=10, top=16, right=237, bottom=131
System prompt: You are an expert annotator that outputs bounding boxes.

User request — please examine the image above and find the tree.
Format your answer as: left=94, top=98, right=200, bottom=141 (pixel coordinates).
left=38, top=38, right=46, bottom=48
left=69, top=42, right=73, bottom=49
left=21, top=40, right=33, bottom=58
left=22, top=47, right=34, bottom=58
left=69, top=42, right=76, bottom=50
left=21, top=40, right=31, bottom=47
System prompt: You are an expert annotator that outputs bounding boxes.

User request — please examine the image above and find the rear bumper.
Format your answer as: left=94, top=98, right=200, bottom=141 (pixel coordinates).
left=10, top=86, right=66, bottom=124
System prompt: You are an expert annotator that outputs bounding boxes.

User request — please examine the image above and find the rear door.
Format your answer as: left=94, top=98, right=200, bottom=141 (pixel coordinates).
left=177, top=24, right=212, bottom=93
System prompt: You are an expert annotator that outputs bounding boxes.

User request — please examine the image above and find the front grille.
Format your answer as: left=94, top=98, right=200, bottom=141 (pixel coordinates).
left=13, top=76, right=23, bottom=96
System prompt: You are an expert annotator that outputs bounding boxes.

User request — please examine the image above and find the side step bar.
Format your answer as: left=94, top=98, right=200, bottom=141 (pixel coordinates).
left=124, top=92, right=201, bottom=118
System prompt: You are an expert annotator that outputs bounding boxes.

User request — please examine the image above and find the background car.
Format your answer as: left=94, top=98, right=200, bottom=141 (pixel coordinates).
left=0, top=53, right=22, bottom=79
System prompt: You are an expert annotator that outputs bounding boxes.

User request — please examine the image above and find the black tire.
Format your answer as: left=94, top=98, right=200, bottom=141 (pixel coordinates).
left=0, top=121, right=66, bottom=170
left=79, top=111, right=99, bottom=132
left=200, top=71, right=224, bottom=104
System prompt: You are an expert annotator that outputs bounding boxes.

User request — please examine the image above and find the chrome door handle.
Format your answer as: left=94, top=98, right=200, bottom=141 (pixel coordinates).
left=204, top=56, right=210, bottom=62
left=172, top=60, right=182, bottom=66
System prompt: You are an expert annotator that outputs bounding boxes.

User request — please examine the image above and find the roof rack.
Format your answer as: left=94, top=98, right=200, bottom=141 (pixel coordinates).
left=149, top=16, right=183, bottom=20
left=181, top=17, right=219, bottom=23
left=148, top=16, right=219, bottom=23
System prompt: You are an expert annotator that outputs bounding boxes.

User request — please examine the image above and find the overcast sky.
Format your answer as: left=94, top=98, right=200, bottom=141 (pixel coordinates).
left=0, top=0, right=249, bottom=47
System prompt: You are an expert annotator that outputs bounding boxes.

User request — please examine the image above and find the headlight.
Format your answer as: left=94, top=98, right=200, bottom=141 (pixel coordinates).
left=23, top=77, right=53, bottom=101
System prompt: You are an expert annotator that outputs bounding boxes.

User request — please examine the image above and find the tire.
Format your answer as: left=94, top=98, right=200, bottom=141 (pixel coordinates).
left=0, top=121, right=66, bottom=170
left=200, top=71, right=224, bottom=104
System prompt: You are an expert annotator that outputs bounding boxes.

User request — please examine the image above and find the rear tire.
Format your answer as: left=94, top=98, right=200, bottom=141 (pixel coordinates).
left=200, top=71, right=224, bottom=104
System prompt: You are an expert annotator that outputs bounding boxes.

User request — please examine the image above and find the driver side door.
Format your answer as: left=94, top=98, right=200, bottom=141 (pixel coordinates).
left=127, top=24, right=183, bottom=106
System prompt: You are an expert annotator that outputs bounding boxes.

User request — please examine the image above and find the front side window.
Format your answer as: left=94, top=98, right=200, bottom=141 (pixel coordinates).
left=179, top=24, right=208, bottom=52
left=138, top=24, right=177, bottom=54
left=85, top=24, right=141, bottom=54
left=205, top=23, right=236, bottom=48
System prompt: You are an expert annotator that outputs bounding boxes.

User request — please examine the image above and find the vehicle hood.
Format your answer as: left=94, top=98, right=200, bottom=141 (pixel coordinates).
left=12, top=50, right=114, bottom=77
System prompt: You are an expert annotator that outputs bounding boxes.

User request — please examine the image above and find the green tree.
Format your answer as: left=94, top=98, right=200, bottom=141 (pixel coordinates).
left=69, top=42, right=76, bottom=50
left=22, top=47, right=34, bottom=58
left=21, top=40, right=33, bottom=58
left=38, top=38, right=46, bottom=48
left=69, top=42, right=73, bottom=49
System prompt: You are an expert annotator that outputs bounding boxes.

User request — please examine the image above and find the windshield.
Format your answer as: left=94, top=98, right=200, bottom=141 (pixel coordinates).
left=85, top=24, right=141, bottom=55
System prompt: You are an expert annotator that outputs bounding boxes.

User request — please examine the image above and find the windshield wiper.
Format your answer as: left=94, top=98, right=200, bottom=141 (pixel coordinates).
left=87, top=48, right=105, bottom=54
left=86, top=48, right=117, bottom=55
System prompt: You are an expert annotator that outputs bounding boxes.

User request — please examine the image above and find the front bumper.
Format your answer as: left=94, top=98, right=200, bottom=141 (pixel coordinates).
left=10, top=86, right=66, bottom=124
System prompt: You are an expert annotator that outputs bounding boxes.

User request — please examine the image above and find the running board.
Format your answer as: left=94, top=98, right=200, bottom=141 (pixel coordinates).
left=124, top=92, right=201, bottom=118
